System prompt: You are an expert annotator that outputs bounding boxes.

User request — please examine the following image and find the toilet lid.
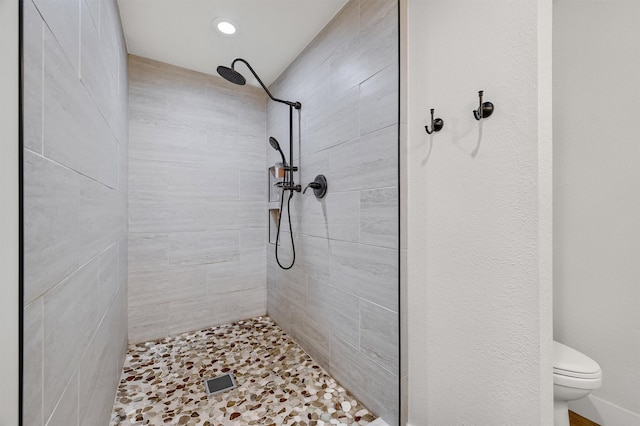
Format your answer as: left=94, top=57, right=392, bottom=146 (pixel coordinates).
left=553, top=341, right=602, bottom=379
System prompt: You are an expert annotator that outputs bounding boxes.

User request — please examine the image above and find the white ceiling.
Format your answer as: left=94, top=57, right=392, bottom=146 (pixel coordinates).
left=117, top=0, right=349, bottom=86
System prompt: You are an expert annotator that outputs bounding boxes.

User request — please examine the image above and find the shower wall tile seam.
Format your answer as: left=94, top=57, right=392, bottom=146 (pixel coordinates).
left=23, top=146, right=125, bottom=194
left=43, top=372, right=76, bottom=426
left=276, top=230, right=399, bottom=251
left=303, top=276, right=394, bottom=312
left=38, top=12, right=44, bottom=155
left=306, top=279, right=399, bottom=318
left=297, top=118, right=392, bottom=152
left=346, top=332, right=399, bottom=379
left=358, top=62, right=396, bottom=87
left=128, top=286, right=268, bottom=305
left=24, top=239, right=122, bottom=306
left=41, top=319, right=95, bottom=425
left=323, top=62, right=396, bottom=99
left=304, top=185, right=398, bottom=195
left=43, top=284, right=124, bottom=425
left=38, top=22, right=124, bottom=149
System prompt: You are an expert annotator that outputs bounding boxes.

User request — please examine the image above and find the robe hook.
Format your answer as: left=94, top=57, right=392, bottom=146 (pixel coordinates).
left=473, top=90, right=494, bottom=120
left=425, top=108, right=444, bottom=134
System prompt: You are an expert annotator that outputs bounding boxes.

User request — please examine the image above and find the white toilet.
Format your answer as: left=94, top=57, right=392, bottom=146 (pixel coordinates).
left=553, top=341, right=602, bottom=426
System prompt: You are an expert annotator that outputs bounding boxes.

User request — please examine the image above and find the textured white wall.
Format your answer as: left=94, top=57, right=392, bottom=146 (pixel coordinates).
left=553, top=0, right=640, bottom=421
left=406, top=0, right=553, bottom=424
left=0, top=0, right=19, bottom=423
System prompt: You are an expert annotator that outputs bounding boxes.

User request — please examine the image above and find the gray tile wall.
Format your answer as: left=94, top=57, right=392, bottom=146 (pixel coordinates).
left=127, top=56, right=268, bottom=343
left=22, top=0, right=128, bottom=424
left=265, top=0, right=400, bottom=424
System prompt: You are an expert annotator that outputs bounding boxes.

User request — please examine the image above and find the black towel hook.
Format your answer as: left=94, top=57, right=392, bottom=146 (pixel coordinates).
left=425, top=108, right=444, bottom=134
left=473, top=90, right=494, bottom=120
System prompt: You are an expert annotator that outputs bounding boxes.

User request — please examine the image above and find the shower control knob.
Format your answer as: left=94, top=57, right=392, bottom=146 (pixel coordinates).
left=303, top=175, right=327, bottom=199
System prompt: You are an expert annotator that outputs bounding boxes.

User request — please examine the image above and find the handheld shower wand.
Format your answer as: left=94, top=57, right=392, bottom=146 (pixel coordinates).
left=269, top=136, right=300, bottom=270
left=269, top=137, right=287, bottom=166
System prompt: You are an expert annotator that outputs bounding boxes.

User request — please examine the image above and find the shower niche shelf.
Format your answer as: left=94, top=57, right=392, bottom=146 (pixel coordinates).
left=268, top=166, right=282, bottom=203
left=268, top=166, right=281, bottom=245
left=268, top=209, right=280, bottom=245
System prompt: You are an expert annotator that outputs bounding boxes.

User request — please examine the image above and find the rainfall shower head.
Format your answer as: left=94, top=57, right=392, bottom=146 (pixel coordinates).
left=217, top=58, right=301, bottom=109
left=216, top=66, right=246, bottom=85
left=269, top=137, right=287, bottom=166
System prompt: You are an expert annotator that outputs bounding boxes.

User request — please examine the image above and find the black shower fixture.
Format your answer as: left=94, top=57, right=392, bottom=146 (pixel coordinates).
left=217, top=58, right=303, bottom=270
left=269, top=137, right=287, bottom=166
left=269, top=137, right=300, bottom=193
left=216, top=65, right=246, bottom=85
left=217, top=58, right=301, bottom=109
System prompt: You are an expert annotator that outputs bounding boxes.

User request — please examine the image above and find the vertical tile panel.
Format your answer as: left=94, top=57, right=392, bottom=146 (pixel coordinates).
left=23, top=150, right=80, bottom=304
left=326, top=191, right=361, bottom=242
left=79, top=308, right=120, bottom=426
left=32, top=0, right=80, bottom=75
left=330, top=240, right=398, bottom=312
left=99, top=243, right=119, bottom=314
left=329, top=125, right=398, bottom=193
left=307, top=278, right=360, bottom=345
left=299, top=234, right=331, bottom=283
left=45, top=372, right=79, bottom=426
left=43, top=26, right=118, bottom=189
left=80, top=0, right=110, bottom=123
left=23, top=0, right=43, bottom=154
left=78, top=176, right=125, bottom=263
left=23, top=299, right=43, bottom=426
left=360, top=64, right=398, bottom=136
left=42, top=260, right=100, bottom=420
left=330, top=336, right=399, bottom=424
left=360, top=187, right=398, bottom=248
left=118, top=237, right=128, bottom=302
left=360, top=299, right=399, bottom=373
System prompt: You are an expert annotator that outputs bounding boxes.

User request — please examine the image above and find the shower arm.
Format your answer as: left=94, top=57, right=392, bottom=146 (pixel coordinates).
left=231, top=58, right=301, bottom=110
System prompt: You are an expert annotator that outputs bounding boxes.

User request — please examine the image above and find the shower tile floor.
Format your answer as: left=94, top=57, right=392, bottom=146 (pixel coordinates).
left=110, top=316, right=376, bottom=426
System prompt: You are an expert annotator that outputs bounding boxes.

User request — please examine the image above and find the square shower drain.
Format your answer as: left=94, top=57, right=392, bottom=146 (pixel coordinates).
left=203, top=373, right=237, bottom=396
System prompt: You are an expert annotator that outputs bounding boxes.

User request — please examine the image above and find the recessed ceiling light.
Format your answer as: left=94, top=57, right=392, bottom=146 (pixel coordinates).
left=212, top=18, right=237, bottom=36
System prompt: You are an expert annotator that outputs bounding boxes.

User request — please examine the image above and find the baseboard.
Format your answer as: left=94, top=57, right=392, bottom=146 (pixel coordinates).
left=569, top=394, right=640, bottom=426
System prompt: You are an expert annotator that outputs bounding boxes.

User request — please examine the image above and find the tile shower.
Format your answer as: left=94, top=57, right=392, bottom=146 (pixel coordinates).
left=22, top=0, right=399, bottom=425
left=266, top=0, right=400, bottom=422
left=127, top=56, right=268, bottom=344
left=22, top=0, right=128, bottom=424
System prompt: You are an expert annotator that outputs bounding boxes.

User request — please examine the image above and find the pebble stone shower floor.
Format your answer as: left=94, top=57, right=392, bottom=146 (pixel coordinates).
left=110, top=316, right=377, bottom=426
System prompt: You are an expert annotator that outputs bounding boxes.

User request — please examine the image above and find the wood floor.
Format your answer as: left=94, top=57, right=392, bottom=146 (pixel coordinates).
left=569, top=411, right=600, bottom=426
